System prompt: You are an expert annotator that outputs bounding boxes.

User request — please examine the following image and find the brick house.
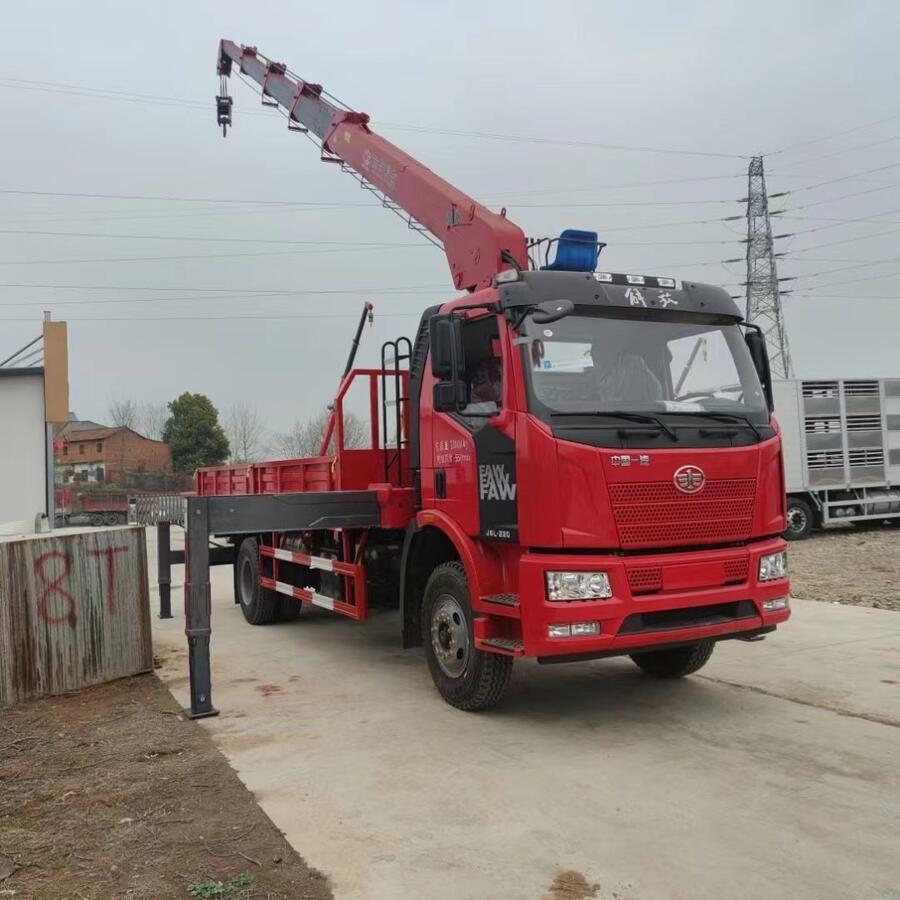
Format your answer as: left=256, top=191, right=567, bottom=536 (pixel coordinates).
left=55, top=425, right=172, bottom=485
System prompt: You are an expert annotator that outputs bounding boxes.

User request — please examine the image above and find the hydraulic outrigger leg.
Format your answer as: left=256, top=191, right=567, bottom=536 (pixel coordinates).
left=184, top=496, right=218, bottom=719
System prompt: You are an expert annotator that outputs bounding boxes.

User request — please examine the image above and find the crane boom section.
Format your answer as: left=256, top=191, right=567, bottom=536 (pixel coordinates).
left=218, top=40, right=527, bottom=291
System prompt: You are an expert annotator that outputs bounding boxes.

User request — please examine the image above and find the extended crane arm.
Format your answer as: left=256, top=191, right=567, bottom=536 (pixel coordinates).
left=217, top=40, right=527, bottom=292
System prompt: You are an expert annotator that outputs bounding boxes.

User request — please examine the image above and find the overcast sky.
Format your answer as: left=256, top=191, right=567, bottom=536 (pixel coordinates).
left=2, top=0, right=899, bottom=436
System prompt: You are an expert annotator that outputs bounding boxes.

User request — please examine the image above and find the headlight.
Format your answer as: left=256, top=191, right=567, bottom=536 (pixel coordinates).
left=758, top=551, right=787, bottom=582
left=546, top=571, right=612, bottom=601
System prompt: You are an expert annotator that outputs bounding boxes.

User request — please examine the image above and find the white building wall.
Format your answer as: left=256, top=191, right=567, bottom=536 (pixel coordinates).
left=0, top=373, right=47, bottom=535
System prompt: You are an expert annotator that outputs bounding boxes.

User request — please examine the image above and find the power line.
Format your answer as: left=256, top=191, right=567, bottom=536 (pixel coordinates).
left=781, top=182, right=900, bottom=213
left=0, top=72, right=749, bottom=160
left=764, top=112, right=900, bottom=157
left=0, top=285, right=447, bottom=307
left=0, top=204, right=384, bottom=228
left=0, top=311, right=423, bottom=322
left=780, top=210, right=900, bottom=228
left=0, top=187, right=374, bottom=206
left=0, top=242, right=442, bottom=267
left=787, top=257, right=900, bottom=281
left=789, top=161, right=900, bottom=194
left=0, top=77, right=272, bottom=117
left=0, top=185, right=740, bottom=211
left=378, top=123, right=748, bottom=158
left=0, top=228, right=429, bottom=248
left=790, top=292, right=899, bottom=300
left=0, top=279, right=447, bottom=295
left=769, top=133, right=900, bottom=168
left=481, top=172, right=745, bottom=199
left=786, top=268, right=900, bottom=292
left=783, top=225, right=900, bottom=253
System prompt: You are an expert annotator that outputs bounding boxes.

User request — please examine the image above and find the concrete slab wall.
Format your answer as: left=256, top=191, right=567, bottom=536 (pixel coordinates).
left=0, top=526, right=152, bottom=706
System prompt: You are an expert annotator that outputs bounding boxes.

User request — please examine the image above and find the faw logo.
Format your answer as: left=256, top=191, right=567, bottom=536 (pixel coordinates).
left=673, top=465, right=706, bottom=494
left=479, top=464, right=517, bottom=501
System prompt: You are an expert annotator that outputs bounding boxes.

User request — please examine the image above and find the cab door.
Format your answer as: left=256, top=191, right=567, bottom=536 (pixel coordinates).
left=426, top=313, right=517, bottom=541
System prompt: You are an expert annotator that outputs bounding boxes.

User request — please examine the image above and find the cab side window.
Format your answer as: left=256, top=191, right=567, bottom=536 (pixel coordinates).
left=459, top=316, right=502, bottom=425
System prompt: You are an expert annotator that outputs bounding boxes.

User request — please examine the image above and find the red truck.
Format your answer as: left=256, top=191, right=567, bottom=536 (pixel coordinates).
left=55, top=488, right=130, bottom=526
left=198, top=42, right=791, bottom=711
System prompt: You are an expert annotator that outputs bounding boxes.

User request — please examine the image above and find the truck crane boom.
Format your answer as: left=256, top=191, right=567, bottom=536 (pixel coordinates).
left=217, top=40, right=528, bottom=292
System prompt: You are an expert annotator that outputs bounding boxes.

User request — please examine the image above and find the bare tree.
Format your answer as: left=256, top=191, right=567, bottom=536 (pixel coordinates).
left=108, top=397, right=138, bottom=429
left=269, top=409, right=367, bottom=458
left=224, top=402, right=267, bottom=463
left=137, top=401, right=168, bottom=441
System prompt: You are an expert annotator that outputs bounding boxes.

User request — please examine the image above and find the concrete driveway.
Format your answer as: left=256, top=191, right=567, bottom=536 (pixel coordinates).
left=151, top=531, right=900, bottom=900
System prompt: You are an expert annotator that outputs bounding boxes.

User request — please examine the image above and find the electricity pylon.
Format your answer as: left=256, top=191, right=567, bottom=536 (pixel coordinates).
left=744, top=155, right=793, bottom=378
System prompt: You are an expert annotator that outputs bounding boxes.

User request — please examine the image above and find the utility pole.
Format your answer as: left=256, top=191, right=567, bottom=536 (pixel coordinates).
left=744, top=155, right=793, bottom=378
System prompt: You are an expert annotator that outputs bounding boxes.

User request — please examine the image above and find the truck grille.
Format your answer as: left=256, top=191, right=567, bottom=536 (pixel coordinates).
left=609, top=478, right=756, bottom=549
left=626, top=557, right=749, bottom=596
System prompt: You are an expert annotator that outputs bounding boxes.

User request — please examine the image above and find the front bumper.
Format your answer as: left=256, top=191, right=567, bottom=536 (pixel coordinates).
left=479, top=537, right=790, bottom=659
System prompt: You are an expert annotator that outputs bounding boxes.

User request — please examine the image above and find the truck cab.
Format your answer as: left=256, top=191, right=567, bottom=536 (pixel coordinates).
left=398, top=266, right=790, bottom=705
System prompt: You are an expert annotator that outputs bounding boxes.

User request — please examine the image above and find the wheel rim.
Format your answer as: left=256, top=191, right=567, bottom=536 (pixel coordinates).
left=430, top=594, right=469, bottom=679
left=239, top=556, right=254, bottom=606
left=787, top=506, right=808, bottom=534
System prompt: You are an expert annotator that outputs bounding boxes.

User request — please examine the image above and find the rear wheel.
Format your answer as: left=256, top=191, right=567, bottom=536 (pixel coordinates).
left=278, top=596, right=302, bottom=621
left=422, top=562, right=512, bottom=711
left=103, top=512, right=119, bottom=526
left=784, top=497, right=814, bottom=541
left=630, top=640, right=715, bottom=678
left=236, top=538, right=279, bottom=625
left=89, top=513, right=104, bottom=527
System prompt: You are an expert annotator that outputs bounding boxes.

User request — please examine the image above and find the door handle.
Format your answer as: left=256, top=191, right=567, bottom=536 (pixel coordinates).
left=435, top=469, right=447, bottom=499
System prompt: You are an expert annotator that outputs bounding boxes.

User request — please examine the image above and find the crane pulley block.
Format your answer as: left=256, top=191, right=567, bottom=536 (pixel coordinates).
left=216, top=94, right=233, bottom=136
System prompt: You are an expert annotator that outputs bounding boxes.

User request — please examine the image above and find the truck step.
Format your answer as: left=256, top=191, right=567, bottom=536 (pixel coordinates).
left=482, top=593, right=519, bottom=607
left=479, top=637, right=525, bottom=656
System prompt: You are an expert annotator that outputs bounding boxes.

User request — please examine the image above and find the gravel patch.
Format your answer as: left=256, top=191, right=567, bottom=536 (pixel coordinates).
left=789, top=524, right=900, bottom=611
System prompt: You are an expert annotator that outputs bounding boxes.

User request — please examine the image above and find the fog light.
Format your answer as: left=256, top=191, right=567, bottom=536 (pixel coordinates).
left=763, top=596, right=790, bottom=612
left=759, top=551, right=787, bottom=582
left=546, top=571, right=612, bottom=601
left=547, top=621, right=600, bottom=638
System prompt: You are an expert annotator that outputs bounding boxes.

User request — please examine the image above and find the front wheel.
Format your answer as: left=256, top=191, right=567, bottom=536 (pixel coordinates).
left=630, top=640, right=715, bottom=678
left=421, top=562, right=512, bottom=711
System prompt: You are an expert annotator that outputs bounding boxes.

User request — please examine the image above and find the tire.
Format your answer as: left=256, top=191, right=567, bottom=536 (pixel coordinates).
left=784, top=497, right=814, bottom=541
left=630, top=640, right=715, bottom=678
left=236, top=538, right=279, bottom=625
left=421, top=561, right=512, bottom=711
left=103, top=512, right=118, bottom=526
left=89, top=513, right=104, bottom=527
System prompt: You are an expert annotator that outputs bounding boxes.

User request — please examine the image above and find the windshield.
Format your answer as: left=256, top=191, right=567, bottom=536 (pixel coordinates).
left=520, top=306, right=768, bottom=423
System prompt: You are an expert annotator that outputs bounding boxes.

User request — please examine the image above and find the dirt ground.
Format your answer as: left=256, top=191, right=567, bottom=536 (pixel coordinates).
left=0, top=674, right=332, bottom=900
left=788, top=523, right=900, bottom=611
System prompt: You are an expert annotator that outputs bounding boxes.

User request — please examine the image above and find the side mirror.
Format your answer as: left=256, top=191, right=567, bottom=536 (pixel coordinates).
left=532, top=298, right=574, bottom=325
left=433, top=380, right=469, bottom=413
left=429, top=315, right=465, bottom=380
left=745, top=328, right=774, bottom=410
